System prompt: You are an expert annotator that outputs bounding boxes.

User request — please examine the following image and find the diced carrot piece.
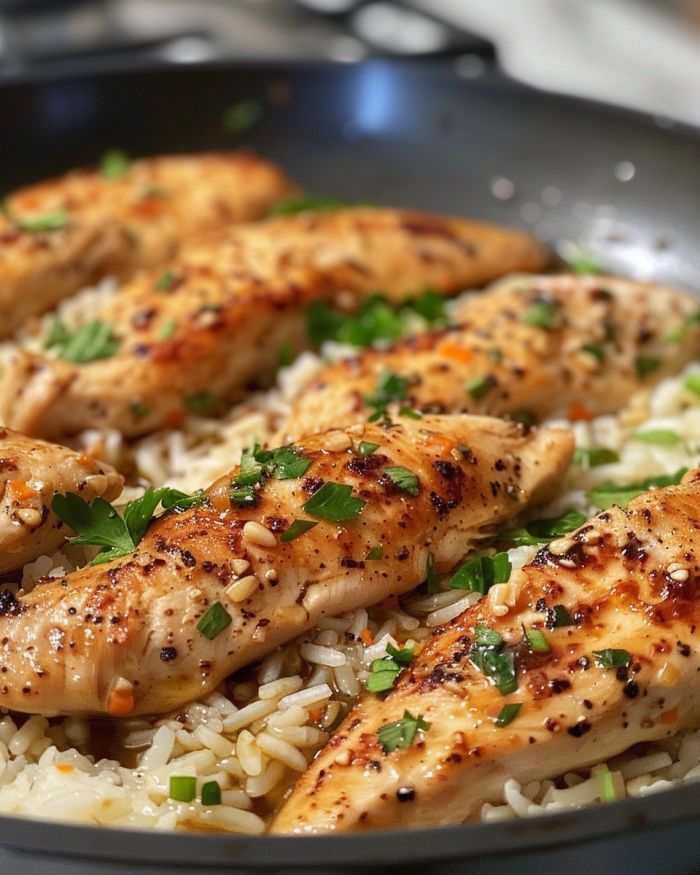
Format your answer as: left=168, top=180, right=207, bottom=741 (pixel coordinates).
left=55, top=763, right=75, bottom=774
left=568, top=402, right=592, bottom=421
left=424, top=433, right=455, bottom=455
left=77, top=454, right=95, bottom=468
left=9, top=480, right=36, bottom=501
left=359, top=628, right=374, bottom=646
left=659, top=707, right=678, bottom=725
left=439, top=342, right=473, bottom=364
left=308, top=707, right=324, bottom=724
left=107, top=689, right=134, bottom=717
left=163, top=410, right=185, bottom=429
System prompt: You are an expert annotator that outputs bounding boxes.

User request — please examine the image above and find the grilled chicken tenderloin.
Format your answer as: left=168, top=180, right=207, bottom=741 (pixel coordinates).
left=0, top=415, right=571, bottom=716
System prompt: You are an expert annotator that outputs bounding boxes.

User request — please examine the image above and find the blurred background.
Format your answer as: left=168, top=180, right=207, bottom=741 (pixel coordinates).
left=1, top=0, right=700, bottom=127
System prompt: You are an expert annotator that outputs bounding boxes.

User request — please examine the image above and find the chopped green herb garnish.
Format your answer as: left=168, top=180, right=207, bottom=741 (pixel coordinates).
left=593, top=648, right=631, bottom=669
left=635, top=356, right=661, bottom=379
left=280, top=519, right=318, bottom=542
left=16, top=209, right=69, bottom=233
left=553, top=604, right=574, bottom=627
left=268, top=446, right=313, bottom=480
left=470, top=629, right=517, bottom=695
left=197, top=601, right=232, bottom=640
left=448, top=552, right=511, bottom=594
left=573, top=447, right=619, bottom=468
left=365, top=644, right=415, bottom=694
left=99, top=149, right=131, bottom=178
left=631, top=429, right=681, bottom=446
left=425, top=552, right=438, bottom=594
left=664, top=310, right=700, bottom=343
left=129, top=399, right=151, bottom=420
left=684, top=374, right=700, bottom=398
left=474, top=624, right=502, bottom=649
left=466, top=375, right=495, bottom=401
left=581, top=343, right=605, bottom=363
left=366, top=545, right=383, bottom=560
left=270, top=196, right=346, bottom=216
left=377, top=710, right=430, bottom=753
left=365, top=370, right=408, bottom=423
left=159, top=318, right=178, bottom=340
left=495, top=703, right=522, bottom=727
left=489, top=347, right=503, bottom=363
left=155, top=269, right=177, bottom=292
left=406, top=290, right=447, bottom=324
left=568, top=249, right=601, bottom=276
left=398, top=406, right=422, bottom=420
left=587, top=468, right=687, bottom=510
left=357, top=441, right=379, bottom=456
left=159, top=488, right=206, bottom=512
left=200, top=780, right=222, bottom=806
left=277, top=339, right=295, bottom=369
left=169, top=775, right=196, bottom=803
left=524, top=298, right=557, bottom=330
left=45, top=319, right=120, bottom=363
left=222, top=99, right=262, bottom=134
left=184, top=392, right=221, bottom=417
left=525, top=629, right=550, bottom=653
left=229, top=483, right=257, bottom=507
left=383, top=466, right=419, bottom=496
left=302, top=482, right=366, bottom=522
left=501, top=509, right=587, bottom=546
left=230, top=442, right=312, bottom=508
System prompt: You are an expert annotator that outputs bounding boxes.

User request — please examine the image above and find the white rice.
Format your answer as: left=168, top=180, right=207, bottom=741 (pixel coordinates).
left=1, top=286, right=700, bottom=834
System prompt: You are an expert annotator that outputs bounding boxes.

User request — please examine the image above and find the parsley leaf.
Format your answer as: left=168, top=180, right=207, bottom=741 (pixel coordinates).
left=573, top=447, right=619, bottom=468
left=184, top=392, right=221, bottom=417
left=302, top=482, right=366, bottom=522
left=470, top=624, right=517, bottom=695
left=448, top=552, right=511, bottom=593
left=16, top=209, right=69, bottom=233
left=635, top=356, right=661, bottom=379
left=383, top=466, right=419, bottom=496
left=524, top=298, right=557, bottom=330
left=500, top=509, right=587, bottom=546
left=280, top=519, right=318, bottom=542
left=631, top=429, right=681, bottom=446
left=365, top=370, right=409, bottom=423
left=357, top=441, right=379, bottom=456
left=45, top=319, right=120, bottom=363
left=377, top=710, right=430, bottom=753
left=270, top=196, right=346, bottom=216
left=466, top=375, right=496, bottom=400
left=364, top=643, right=415, bottom=694
left=100, top=149, right=131, bottom=178
left=587, top=468, right=687, bottom=510
left=495, top=703, right=522, bottom=727
left=593, top=648, right=631, bottom=669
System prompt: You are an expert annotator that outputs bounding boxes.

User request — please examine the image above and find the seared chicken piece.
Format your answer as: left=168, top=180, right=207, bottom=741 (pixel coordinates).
left=272, top=470, right=700, bottom=834
left=0, top=152, right=297, bottom=337
left=282, top=274, right=700, bottom=442
left=0, top=428, right=122, bottom=575
left=0, top=210, right=546, bottom=440
left=0, top=415, right=572, bottom=716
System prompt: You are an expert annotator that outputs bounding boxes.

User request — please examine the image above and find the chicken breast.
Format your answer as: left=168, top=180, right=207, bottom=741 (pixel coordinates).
left=281, top=274, right=700, bottom=442
left=0, top=152, right=297, bottom=337
left=0, top=415, right=572, bottom=716
left=0, top=428, right=123, bottom=575
left=0, top=210, right=547, bottom=440
left=272, top=470, right=700, bottom=834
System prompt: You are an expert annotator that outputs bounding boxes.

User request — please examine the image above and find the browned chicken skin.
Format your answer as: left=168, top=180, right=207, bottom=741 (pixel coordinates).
left=0, top=152, right=297, bottom=337
left=272, top=470, right=700, bottom=834
left=0, top=415, right=571, bottom=717
left=0, top=428, right=123, bottom=575
left=0, top=210, right=546, bottom=440
left=282, top=274, right=700, bottom=442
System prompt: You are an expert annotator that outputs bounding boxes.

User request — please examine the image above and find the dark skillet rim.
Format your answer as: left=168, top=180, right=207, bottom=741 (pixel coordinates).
left=0, top=58, right=698, bottom=866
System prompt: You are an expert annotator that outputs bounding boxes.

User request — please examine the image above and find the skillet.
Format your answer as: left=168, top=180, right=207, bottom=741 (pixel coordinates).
left=0, top=59, right=699, bottom=873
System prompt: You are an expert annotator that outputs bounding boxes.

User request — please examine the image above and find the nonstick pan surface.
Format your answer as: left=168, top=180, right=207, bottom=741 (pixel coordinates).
left=0, top=59, right=699, bottom=874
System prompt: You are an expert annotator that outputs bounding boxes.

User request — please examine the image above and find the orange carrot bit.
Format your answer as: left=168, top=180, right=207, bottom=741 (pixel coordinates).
left=55, top=763, right=75, bottom=774
left=107, top=687, right=135, bottom=717
left=359, top=628, right=374, bottom=646
left=568, top=402, right=592, bottom=422
left=77, top=454, right=95, bottom=468
left=439, top=342, right=474, bottom=364
left=659, top=706, right=679, bottom=725
left=424, top=433, right=455, bottom=455
left=307, top=707, right=324, bottom=724
left=163, top=410, right=185, bottom=429
left=9, top=480, right=36, bottom=502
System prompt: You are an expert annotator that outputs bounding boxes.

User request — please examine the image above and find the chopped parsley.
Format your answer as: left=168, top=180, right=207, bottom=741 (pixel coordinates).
left=44, top=319, right=120, bottom=363
left=51, top=486, right=205, bottom=565
left=635, top=356, right=661, bottom=379
left=365, top=370, right=409, bottom=423
left=155, top=269, right=177, bottom=292
left=99, top=149, right=131, bottom=178
left=524, top=298, right=557, bottom=330
left=230, top=442, right=312, bottom=507
left=587, top=468, right=687, bottom=510
left=16, top=208, right=69, bottom=233
left=302, top=482, right=366, bottom=522
left=425, top=552, right=438, bottom=594
left=525, top=629, right=550, bottom=653
left=184, top=392, right=221, bottom=417
left=466, top=375, right=495, bottom=401
left=277, top=339, right=295, bottom=369
left=553, top=604, right=574, bottom=627
left=581, top=343, right=605, bottom=363
left=470, top=623, right=517, bottom=695
left=366, top=545, right=383, bottom=560
left=222, top=99, right=262, bottom=134
left=129, top=399, right=151, bottom=420
left=664, top=310, right=700, bottom=343
left=495, top=703, right=522, bottom=727
left=568, top=249, right=601, bottom=276
left=448, top=552, right=511, bottom=594
left=500, top=509, right=587, bottom=546
left=573, top=447, right=619, bottom=468
left=357, top=441, right=379, bottom=456
left=280, top=519, right=318, bottom=542
left=684, top=374, right=700, bottom=398
left=593, top=648, right=631, bottom=669
left=631, top=429, right=681, bottom=446
left=365, top=643, right=414, bottom=694
left=159, top=318, right=178, bottom=340
left=383, top=466, right=419, bottom=496
left=197, top=602, right=232, bottom=640
left=270, top=196, right=346, bottom=216
left=377, top=709, right=430, bottom=753
left=200, top=780, right=222, bottom=806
